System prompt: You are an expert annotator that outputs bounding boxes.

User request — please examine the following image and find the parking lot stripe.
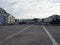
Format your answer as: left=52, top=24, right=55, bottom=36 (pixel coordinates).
left=0, top=25, right=33, bottom=44
left=42, top=26, right=59, bottom=45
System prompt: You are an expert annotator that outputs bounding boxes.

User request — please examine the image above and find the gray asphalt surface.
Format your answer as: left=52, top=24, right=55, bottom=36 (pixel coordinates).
left=0, top=25, right=29, bottom=41
left=0, top=25, right=60, bottom=45
left=45, top=26, right=60, bottom=44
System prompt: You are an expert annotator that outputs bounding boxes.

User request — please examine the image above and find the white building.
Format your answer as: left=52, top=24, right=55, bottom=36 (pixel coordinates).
left=8, top=14, right=15, bottom=24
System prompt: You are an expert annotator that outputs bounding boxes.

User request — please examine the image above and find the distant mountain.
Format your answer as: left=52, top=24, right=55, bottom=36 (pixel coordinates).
left=44, top=14, right=60, bottom=23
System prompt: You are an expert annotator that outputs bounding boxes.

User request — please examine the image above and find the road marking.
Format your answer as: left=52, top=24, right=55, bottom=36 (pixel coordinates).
left=42, top=25, right=59, bottom=45
left=0, top=25, right=33, bottom=44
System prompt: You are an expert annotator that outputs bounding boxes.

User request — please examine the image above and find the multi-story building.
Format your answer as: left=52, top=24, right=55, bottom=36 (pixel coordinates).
left=0, top=8, right=8, bottom=25
left=0, top=15, right=5, bottom=25
left=8, top=14, right=15, bottom=25
left=0, top=8, right=15, bottom=25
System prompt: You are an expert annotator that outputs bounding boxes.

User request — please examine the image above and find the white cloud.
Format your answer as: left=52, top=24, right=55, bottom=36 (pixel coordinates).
left=0, top=0, right=60, bottom=19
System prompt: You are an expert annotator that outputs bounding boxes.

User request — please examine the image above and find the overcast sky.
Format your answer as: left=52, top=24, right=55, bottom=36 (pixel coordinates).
left=0, top=0, right=60, bottom=19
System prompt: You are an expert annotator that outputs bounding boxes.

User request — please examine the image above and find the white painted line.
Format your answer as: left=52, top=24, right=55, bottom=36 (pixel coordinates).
left=42, top=25, right=59, bottom=45
left=0, top=25, right=33, bottom=44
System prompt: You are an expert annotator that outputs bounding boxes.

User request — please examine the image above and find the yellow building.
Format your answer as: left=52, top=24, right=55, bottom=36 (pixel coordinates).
left=8, top=14, right=15, bottom=24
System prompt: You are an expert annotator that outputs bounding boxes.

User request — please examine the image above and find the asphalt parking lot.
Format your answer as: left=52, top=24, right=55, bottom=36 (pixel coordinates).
left=0, top=25, right=60, bottom=45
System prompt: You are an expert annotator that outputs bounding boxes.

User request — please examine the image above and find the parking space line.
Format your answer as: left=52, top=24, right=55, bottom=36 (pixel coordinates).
left=0, top=25, right=33, bottom=44
left=42, top=25, right=59, bottom=45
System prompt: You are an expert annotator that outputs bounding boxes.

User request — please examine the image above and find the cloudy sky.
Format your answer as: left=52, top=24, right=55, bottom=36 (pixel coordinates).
left=0, top=0, right=60, bottom=19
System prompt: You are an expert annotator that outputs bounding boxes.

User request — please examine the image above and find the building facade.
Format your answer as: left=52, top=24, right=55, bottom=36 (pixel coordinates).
left=0, top=8, right=8, bottom=25
left=0, top=8, right=15, bottom=25
left=8, top=15, right=15, bottom=25
left=15, top=19, right=19, bottom=24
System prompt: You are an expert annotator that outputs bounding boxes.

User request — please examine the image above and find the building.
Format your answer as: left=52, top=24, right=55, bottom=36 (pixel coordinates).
left=8, top=14, right=15, bottom=25
left=15, top=19, right=19, bottom=24
left=19, top=18, right=42, bottom=24
left=0, top=8, right=8, bottom=25
left=0, top=15, right=5, bottom=25
left=0, top=8, right=15, bottom=25
left=19, top=19, right=34, bottom=24
left=32, top=18, right=42, bottom=24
